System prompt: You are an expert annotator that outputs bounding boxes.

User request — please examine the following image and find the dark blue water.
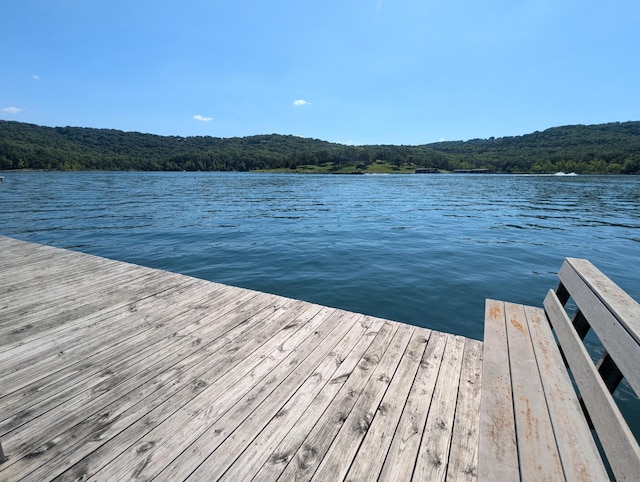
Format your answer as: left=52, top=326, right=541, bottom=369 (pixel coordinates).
left=1, top=171, right=640, bottom=441
left=1, top=172, right=639, bottom=340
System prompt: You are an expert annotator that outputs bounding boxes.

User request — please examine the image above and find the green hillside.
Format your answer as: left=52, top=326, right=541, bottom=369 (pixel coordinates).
left=1, top=120, right=639, bottom=173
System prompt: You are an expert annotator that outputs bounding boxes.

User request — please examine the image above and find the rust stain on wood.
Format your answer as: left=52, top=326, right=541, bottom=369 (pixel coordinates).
left=509, top=315, right=525, bottom=334
left=489, top=304, right=503, bottom=320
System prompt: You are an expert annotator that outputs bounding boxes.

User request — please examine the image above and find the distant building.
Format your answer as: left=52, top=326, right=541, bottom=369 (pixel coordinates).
left=453, top=168, right=491, bottom=174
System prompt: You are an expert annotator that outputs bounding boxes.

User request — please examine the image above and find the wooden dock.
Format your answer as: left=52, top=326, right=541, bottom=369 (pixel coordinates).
left=0, top=236, right=483, bottom=481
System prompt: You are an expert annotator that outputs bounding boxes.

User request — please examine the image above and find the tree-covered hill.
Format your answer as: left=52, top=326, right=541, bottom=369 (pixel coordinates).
left=1, top=120, right=639, bottom=173
left=428, top=122, right=640, bottom=174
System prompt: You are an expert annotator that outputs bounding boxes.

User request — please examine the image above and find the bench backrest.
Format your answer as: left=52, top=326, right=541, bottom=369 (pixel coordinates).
left=543, top=257, right=640, bottom=481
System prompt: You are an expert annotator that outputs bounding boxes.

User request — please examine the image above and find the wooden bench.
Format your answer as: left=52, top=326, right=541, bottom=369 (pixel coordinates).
left=478, top=258, right=640, bottom=481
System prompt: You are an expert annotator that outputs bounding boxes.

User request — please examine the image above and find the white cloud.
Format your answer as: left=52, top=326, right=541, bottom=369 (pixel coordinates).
left=193, top=114, right=212, bottom=122
left=293, top=99, right=310, bottom=106
left=2, top=107, right=22, bottom=114
left=33, top=75, right=40, bottom=80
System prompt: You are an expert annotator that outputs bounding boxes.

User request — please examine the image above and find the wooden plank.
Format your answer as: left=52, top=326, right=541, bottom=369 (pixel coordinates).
left=1, top=275, right=222, bottom=363
left=446, top=338, right=483, bottom=482
left=0, top=270, right=195, bottom=351
left=216, top=316, right=385, bottom=482
left=0, top=260, right=126, bottom=302
left=0, top=275, right=214, bottom=382
left=1, top=289, right=276, bottom=454
left=0, top=287, right=268, bottom=440
left=50, top=301, right=326, bottom=481
left=0, top=272, right=205, bottom=370
left=280, top=322, right=415, bottom=481
left=0, top=261, right=185, bottom=317
left=0, top=246, right=102, bottom=284
left=0, top=263, right=149, bottom=327
left=6, top=294, right=295, bottom=481
left=2, top=274, right=226, bottom=357
left=0, top=249, right=151, bottom=306
left=332, top=328, right=430, bottom=481
left=136, top=305, right=343, bottom=480
left=545, top=289, right=640, bottom=482
left=0, top=248, right=76, bottom=272
left=252, top=318, right=396, bottom=481
left=314, top=329, right=430, bottom=480
left=80, top=302, right=335, bottom=481
left=273, top=321, right=399, bottom=481
left=478, top=299, right=519, bottom=481
left=0, top=271, right=192, bottom=346
left=559, top=259, right=640, bottom=395
left=0, top=237, right=72, bottom=259
left=5, top=294, right=293, bottom=481
left=320, top=325, right=417, bottom=480
left=378, top=330, right=448, bottom=481
left=566, top=257, right=640, bottom=344
left=523, top=305, right=609, bottom=481
left=0, top=235, right=73, bottom=256
left=0, top=279, right=225, bottom=410
left=0, top=252, right=144, bottom=293
left=171, top=311, right=373, bottom=481
left=413, top=334, right=466, bottom=481
left=504, top=302, right=564, bottom=481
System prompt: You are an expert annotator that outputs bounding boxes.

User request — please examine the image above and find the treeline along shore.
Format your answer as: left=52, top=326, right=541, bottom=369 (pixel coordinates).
left=1, top=120, right=639, bottom=174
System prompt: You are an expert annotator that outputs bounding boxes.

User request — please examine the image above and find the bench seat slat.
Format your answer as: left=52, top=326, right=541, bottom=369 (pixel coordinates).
left=559, top=260, right=640, bottom=395
left=504, top=302, right=565, bottom=480
left=523, top=305, right=609, bottom=481
left=478, top=299, right=519, bottom=480
left=544, top=289, right=640, bottom=482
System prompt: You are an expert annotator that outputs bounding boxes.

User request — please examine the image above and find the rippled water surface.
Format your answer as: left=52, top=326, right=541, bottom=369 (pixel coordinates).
left=2, top=171, right=639, bottom=341
left=2, top=171, right=640, bottom=438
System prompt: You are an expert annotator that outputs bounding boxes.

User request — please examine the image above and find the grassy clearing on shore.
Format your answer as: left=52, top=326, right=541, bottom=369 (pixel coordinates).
left=255, top=160, right=423, bottom=174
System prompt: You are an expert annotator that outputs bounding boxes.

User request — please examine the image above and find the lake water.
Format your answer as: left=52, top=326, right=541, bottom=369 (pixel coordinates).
left=1, top=172, right=639, bottom=339
left=1, top=171, right=639, bottom=437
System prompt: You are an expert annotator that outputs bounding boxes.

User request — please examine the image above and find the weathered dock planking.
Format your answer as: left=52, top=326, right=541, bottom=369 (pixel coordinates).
left=0, top=236, right=483, bottom=481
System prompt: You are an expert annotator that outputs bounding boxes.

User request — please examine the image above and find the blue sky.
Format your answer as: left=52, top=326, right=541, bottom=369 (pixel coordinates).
left=2, top=0, right=639, bottom=145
